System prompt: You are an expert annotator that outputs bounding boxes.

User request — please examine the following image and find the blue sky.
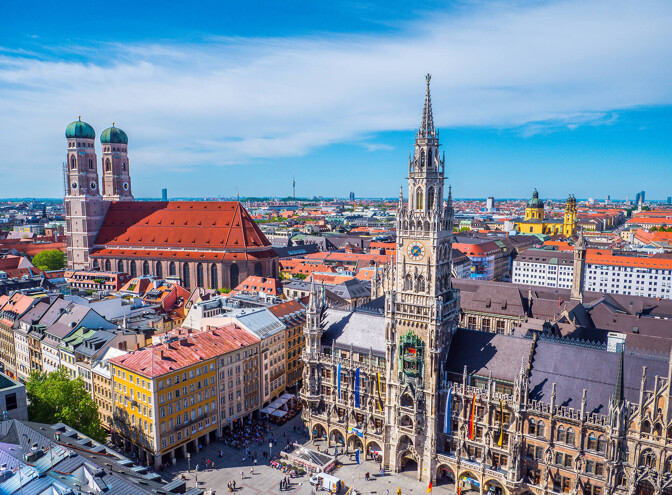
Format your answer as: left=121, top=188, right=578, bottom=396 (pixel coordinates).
left=1, top=0, right=671, bottom=200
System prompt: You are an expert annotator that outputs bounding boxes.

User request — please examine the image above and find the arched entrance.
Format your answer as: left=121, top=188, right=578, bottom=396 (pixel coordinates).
left=436, top=464, right=456, bottom=488
left=348, top=435, right=363, bottom=452
left=311, top=424, right=326, bottom=441
left=366, top=440, right=383, bottom=462
left=637, top=479, right=655, bottom=495
left=330, top=429, right=345, bottom=448
left=484, top=478, right=506, bottom=495
left=399, top=451, right=417, bottom=474
left=459, top=471, right=480, bottom=494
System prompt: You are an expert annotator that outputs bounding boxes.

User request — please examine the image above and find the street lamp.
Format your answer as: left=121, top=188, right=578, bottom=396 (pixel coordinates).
left=187, top=452, right=191, bottom=473
left=269, top=441, right=273, bottom=460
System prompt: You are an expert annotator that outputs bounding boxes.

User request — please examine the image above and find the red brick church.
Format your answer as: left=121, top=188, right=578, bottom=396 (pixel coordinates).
left=63, top=118, right=277, bottom=289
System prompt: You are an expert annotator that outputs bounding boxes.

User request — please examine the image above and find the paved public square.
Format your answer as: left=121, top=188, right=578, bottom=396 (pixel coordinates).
left=158, top=415, right=455, bottom=494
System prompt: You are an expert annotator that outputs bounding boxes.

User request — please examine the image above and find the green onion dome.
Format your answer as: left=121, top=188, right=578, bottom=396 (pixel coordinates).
left=100, top=124, right=128, bottom=145
left=65, top=117, right=95, bottom=140
left=527, top=188, right=544, bottom=208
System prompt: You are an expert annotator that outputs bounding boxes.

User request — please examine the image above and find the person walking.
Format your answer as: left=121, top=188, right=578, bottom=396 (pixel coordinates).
left=241, top=470, right=244, bottom=481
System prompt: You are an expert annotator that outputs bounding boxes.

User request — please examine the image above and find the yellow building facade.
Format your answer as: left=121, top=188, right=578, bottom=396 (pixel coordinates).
left=516, top=189, right=577, bottom=236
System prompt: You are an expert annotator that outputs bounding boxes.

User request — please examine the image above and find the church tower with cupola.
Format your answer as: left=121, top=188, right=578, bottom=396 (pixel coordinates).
left=524, top=188, right=545, bottom=221
left=101, top=124, right=133, bottom=201
left=64, top=118, right=109, bottom=270
left=384, top=74, right=460, bottom=479
left=563, top=194, right=577, bottom=236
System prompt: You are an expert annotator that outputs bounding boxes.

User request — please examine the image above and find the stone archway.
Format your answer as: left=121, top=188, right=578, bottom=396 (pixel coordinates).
left=458, top=470, right=481, bottom=494
left=399, top=451, right=418, bottom=474
left=484, top=478, right=506, bottom=495
left=366, top=440, right=383, bottom=462
left=330, top=429, right=345, bottom=448
left=348, top=435, right=363, bottom=452
left=637, top=479, right=655, bottom=495
left=311, top=423, right=327, bottom=441
left=436, top=464, right=456, bottom=488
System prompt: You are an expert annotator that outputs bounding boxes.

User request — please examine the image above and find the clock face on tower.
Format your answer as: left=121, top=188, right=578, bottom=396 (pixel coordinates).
left=407, top=241, right=425, bottom=261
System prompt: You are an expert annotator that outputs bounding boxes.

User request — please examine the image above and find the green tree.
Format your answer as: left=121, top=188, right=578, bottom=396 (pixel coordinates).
left=31, top=249, right=65, bottom=271
left=25, top=369, right=106, bottom=442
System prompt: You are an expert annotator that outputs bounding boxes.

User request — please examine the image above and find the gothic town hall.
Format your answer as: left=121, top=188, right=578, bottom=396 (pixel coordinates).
left=300, top=76, right=672, bottom=495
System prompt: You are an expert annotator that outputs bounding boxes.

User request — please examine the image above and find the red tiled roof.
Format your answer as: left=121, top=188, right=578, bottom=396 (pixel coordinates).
left=587, top=249, right=672, bottom=269
left=231, top=275, right=282, bottom=296
left=91, top=247, right=276, bottom=262
left=94, top=201, right=271, bottom=251
left=268, top=299, right=305, bottom=319
left=110, top=325, right=259, bottom=378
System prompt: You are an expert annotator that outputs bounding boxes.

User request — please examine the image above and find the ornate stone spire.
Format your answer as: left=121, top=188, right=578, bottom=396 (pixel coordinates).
left=420, top=73, right=435, bottom=138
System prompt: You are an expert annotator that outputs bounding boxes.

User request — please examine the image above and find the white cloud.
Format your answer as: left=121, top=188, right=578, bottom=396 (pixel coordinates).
left=0, top=0, right=671, bottom=196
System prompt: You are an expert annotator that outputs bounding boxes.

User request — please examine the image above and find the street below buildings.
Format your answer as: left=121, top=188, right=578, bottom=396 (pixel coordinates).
left=158, top=415, right=453, bottom=494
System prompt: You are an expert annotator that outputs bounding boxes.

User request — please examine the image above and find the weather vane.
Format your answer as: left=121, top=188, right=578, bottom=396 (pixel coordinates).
left=425, top=73, right=431, bottom=83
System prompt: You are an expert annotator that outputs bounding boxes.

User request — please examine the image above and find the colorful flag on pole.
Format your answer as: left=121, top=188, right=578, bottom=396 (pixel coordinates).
left=498, top=399, right=504, bottom=447
left=426, top=481, right=433, bottom=492
left=468, top=395, right=476, bottom=439
left=377, top=372, right=384, bottom=410
left=337, top=362, right=342, bottom=400
left=354, top=368, right=361, bottom=408
left=444, top=385, right=452, bottom=434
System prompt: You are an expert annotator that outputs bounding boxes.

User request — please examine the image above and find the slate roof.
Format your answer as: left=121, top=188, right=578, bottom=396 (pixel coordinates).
left=528, top=340, right=669, bottom=414
left=320, top=308, right=385, bottom=356
left=18, top=300, right=49, bottom=326
left=445, top=329, right=534, bottom=382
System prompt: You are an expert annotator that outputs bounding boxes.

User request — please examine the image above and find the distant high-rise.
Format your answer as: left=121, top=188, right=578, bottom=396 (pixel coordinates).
left=635, top=192, right=641, bottom=204
left=486, top=196, right=495, bottom=211
left=349, top=192, right=355, bottom=201
left=641, top=190, right=646, bottom=202
left=667, top=196, right=671, bottom=205
left=292, top=176, right=296, bottom=200
left=161, top=188, right=167, bottom=201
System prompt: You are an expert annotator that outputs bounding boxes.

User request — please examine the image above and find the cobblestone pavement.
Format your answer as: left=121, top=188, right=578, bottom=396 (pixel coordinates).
left=160, top=415, right=455, bottom=495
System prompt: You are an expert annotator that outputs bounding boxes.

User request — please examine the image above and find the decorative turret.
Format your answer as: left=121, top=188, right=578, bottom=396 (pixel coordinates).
left=524, top=188, right=545, bottom=221
left=571, top=230, right=587, bottom=302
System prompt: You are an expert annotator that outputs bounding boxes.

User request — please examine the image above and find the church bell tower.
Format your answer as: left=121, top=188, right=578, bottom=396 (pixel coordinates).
left=384, top=75, right=460, bottom=480
left=64, top=118, right=108, bottom=270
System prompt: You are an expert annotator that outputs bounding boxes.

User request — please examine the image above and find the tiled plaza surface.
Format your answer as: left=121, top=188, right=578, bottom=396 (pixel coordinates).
left=159, top=415, right=456, bottom=494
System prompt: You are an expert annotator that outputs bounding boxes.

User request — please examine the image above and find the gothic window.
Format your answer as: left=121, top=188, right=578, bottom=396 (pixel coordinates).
left=88, top=158, right=93, bottom=170
left=528, top=418, right=536, bottom=435
left=105, top=158, right=111, bottom=172
left=156, top=262, right=163, bottom=278
left=117, top=260, right=123, bottom=272
left=196, top=263, right=204, bottom=288
left=70, top=156, right=76, bottom=169
left=400, top=394, right=414, bottom=408
left=424, top=220, right=430, bottom=231
left=230, top=264, right=239, bottom=289
left=404, top=274, right=412, bottom=291
left=416, top=187, right=424, bottom=210
left=211, top=264, right=218, bottom=288
left=104, top=259, right=111, bottom=271
left=130, top=261, right=137, bottom=278
left=122, top=162, right=126, bottom=171
left=428, top=149, right=433, bottom=167
left=639, top=449, right=656, bottom=468
left=92, top=259, right=99, bottom=269
left=566, top=428, right=575, bottom=446
left=169, top=262, right=176, bottom=276
left=427, top=187, right=435, bottom=209
left=182, top=263, right=190, bottom=289
left=254, top=262, right=262, bottom=277
left=142, top=261, right=150, bottom=276
left=641, top=420, right=651, bottom=434
left=557, top=425, right=566, bottom=443
left=420, top=150, right=425, bottom=168
left=416, top=275, right=425, bottom=293
left=597, top=436, right=607, bottom=453
left=398, top=330, right=424, bottom=378
left=537, top=421, right=545, bottom=437
left=653, top=422, right=663, bottom=437
left=587, top=433, right=597, bottom=450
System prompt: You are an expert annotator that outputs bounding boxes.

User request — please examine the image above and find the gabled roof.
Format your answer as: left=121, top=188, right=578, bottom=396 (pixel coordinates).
left=94, top=201, right=271, bottom=251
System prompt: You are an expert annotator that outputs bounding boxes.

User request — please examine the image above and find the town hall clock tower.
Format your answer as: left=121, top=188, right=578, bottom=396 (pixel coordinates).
left=383, top=74, right=461, bottom=478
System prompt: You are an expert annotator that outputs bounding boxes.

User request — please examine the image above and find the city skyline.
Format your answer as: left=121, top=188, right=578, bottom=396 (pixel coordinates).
left=1, top=0, right=671, bottom=198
